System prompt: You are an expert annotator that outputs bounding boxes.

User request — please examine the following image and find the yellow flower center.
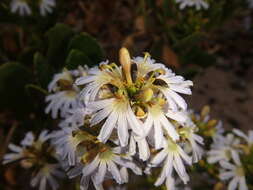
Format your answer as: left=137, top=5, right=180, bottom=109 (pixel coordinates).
left=235, top=166, right=245, bottom=177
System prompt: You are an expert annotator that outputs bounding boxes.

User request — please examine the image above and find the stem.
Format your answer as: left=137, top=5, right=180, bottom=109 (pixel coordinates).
left=0, top=121, right=18, bottom=161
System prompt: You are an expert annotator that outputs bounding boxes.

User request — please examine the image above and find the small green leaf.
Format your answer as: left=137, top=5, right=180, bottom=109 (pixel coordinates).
left=65, top=49, right=93, bottom=69
left=34, top=52, right=54, bottom=88
left=68, top=33, right=105, bottom=64
left=46, top=23, right=74, bottom=68
left=0, top=62, right=32, bottom=115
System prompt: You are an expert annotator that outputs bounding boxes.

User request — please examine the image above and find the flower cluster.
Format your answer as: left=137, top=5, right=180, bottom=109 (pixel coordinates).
left=190, top=106, right=224, bottom=140
left=10, top=48, right=253, bottom=190
left=10, top=0, right=56, bottom=16
left=40, top=47, right=204, bottom=190
left=205, top=128, right=253, bottom=190
left=3, top=130, right=64, bottom=190
left=188, top=106, right=251, bottom=190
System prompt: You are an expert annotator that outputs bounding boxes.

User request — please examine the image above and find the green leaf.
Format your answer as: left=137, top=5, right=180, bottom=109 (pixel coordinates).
left=46, top=23, right=74, bottom=68
left=182, top=46, right=216, bottom=68
left=68, top=33, right=104, bottom=64
left=0, top=62, right=32, bottom=115
left=34, top=52, right=54, bottom=88
left=65, top=49, right=93, bottom=69
left=162, top=0, right=170, bottom=18
left=173, top=32, right=204, bottom=49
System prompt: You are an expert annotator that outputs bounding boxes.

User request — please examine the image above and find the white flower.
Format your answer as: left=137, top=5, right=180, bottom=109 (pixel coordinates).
left=144, top=104, right=185, bottom=149
left=46, top=67, right=89, bottom=119
left=81, top=147, right=142, bottom=186
left=179, top=125, right=204, bottom=163
left=133, top=56, right=193, bottom=111
left=31, top=164, right=65, bottom=190
left=233, top=129, right=253, bottom=147
left=207, top=134, right=240, bottom=164
left=3, top=130, right=64, bottom=190
left=59, top=104, right=90, bottom=128
left=48, top=66, right=88, bottom=93
left=52, top=127, right=85, bottom=166
left=39, top=0, right=56, bottom=16
left=3, top=143, right=25, bottom=164
left=10, top=0, right=31, bottom=16
left=3, top=130, right=51, bottom=164
left=76, top=50, right=192, bottom=147
left=66, top=147, right=141, bottom=190
left=45, top=91, right=80, bottom=118
left=48, top=70, right=73, bottom=92
left=219, top=154, right=248, bottom=190
left=175, top=0, right=209, bottom=10
left=66, top=162, right=104, bottom=190
left=150, top=138, right=192, bottom=187
left=88, top=98, right=144, bottom=146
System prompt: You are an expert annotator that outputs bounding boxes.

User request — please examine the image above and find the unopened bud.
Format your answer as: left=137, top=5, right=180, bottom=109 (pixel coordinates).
left=139, top=88, right=153, bottom=102
left=119, top=47, right=132, bottom=84
left=201, top=105, right=210, bottom=118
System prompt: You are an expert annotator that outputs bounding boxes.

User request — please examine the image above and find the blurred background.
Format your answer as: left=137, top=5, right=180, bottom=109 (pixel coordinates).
left=0, top=0, right=252, bottom=189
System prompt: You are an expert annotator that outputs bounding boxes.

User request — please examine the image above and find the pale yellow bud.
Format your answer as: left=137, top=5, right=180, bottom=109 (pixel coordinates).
left=201, top=105, right=210, bottom=119
left=139, top=88, right=153, bottom=102
left=207, top=119, right=218, bottom=128
left=119, top=47, right=132, bottom=84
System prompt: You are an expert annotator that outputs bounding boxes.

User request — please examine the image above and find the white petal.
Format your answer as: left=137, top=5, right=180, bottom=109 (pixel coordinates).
left=173, top=155, right=189, bottom=184
left=219, top=171, right=234, bottom=180
left=107, top=161, right=122, bottom=184
left=228, top=177, right=239, bottom=190
left=82, top=156, right=100, bottom=176
left=151, top=149, right=167, bottom=166
left=167, top=90, right=187, bottom=110
left=137, top=137, right=150, bottom=161
left=117, top=114, right=129, bottom=146
left=95, top=162, right=107, bottom=184
left=159, top=114, right=179, bottom=141
left=165, top=176, right=175, bottom=190
left=154, top=120, right=163, bottom=149
left=219, top=161, right=235, bottom=170
left=239, top=177, right=248, bottom=190
left=120, top=167, right=129, bottom=183
left=97, top=111, right=118, bottom=143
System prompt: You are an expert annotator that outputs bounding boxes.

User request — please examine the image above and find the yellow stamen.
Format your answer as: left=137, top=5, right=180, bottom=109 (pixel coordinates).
left=143, top=52, right=151, bottom=63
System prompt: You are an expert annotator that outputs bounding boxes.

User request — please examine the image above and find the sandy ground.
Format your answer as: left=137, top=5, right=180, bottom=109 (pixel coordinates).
left=186, top=65, right=253, bottom=131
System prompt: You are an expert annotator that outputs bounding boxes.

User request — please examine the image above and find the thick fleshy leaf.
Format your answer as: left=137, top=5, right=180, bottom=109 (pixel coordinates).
left=67, top=33, right=104, bottom=64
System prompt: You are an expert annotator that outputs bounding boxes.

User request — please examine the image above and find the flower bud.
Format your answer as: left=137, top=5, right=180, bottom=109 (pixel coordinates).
left=119, top=47, right=132, bottom=85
